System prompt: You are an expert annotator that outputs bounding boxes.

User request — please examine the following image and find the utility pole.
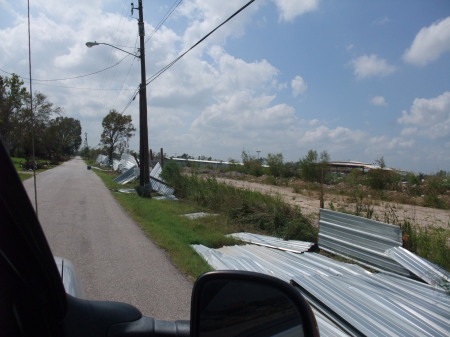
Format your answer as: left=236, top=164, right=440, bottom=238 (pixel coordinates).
left=83, top=132, right=88, bottom=158
left=133, top=0, right=150, bottom=188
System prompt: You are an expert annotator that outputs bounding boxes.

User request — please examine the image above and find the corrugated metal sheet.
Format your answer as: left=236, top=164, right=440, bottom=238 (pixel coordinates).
left=150, top=162, right=163, bottom=179
left=149, top=178, right=174, bottom=196
left=228, top=232, right=316, bottom=254
left=192, top=245, right=370, bottom=281
left=117, top=188, right=136, bottom=194
left=118, top=153, right=138, bottom=172
left=112, top=159, right=120, bottom=171
left=192, top=242, right=450, bottom=337
left=183, top=212, right=217, bottom=219
left=318, top=209, right=410, bottom=276
left=113, top=166, right=139, bottom=184
left=385, top=246, right=450, bottom=289
left=95, top=154, right=110, bottom=166
left=293, top=273, right=450, bottom=337
left=149, top=162, right=175, bottom=196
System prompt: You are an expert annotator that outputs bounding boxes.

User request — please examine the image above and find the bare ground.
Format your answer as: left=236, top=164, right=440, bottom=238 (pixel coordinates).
left=215, top=177, right=450, bottom=229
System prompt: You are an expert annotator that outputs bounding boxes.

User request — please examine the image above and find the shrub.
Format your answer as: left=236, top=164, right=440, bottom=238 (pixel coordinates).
left=163, top=169, right=318, bottom=242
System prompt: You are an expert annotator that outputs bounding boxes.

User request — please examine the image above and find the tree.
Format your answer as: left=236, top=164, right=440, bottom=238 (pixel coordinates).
left=19, top=92, right=62, bottom=157
left=241, top=150, right=263, bottom=176
left=43, top=117, right=82, bottom=159
left=299, top=149, right=330, bottom=183
left=375, top=156, right=386, bottom=168
left=100, top=110, right=135, bottom=164
left=267, top=153, right=284, bottom=177
left=0, top=74, right=28, bottom=154
left=299, top=149, right=318, bottom=181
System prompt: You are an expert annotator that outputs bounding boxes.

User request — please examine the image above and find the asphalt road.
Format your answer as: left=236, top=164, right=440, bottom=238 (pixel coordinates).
left=23, top=157, right=192, bottom=320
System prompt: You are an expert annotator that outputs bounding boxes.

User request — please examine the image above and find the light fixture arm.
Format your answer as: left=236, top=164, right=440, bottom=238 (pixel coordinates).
left=85, top=41, right=140, bottom=58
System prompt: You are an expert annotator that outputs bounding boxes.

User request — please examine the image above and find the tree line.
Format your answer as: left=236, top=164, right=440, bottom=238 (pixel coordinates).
left=0, top=74, right=81, bottom=162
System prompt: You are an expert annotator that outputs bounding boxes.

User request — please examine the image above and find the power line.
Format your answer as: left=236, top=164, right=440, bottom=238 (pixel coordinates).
left=119, top=0, right=255, bottom=114
left=32, top=82, right=137, bottom=91
left=145, top=0, right=183, bottom=44
left=0, top=55, right=130, bottom=82
left=145, top=0, right=255, bottom=87
left=119, top=86, right=140, bottom=114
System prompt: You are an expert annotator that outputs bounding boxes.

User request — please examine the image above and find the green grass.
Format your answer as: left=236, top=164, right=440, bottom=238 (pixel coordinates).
left=92, top=164, right=317, bottom=279
left=13, top=156, right=59, bottom=180
left=93, top=169, right=240, bottom=279
left=18, top=172, right=34, bottom=181
left=401, top=221, right=450, bottom=271
left=12, top=157, right=26, bottom=171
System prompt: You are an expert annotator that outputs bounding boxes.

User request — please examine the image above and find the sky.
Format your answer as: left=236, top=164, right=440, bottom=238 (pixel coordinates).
left=1, top=0, right=449, bottom=173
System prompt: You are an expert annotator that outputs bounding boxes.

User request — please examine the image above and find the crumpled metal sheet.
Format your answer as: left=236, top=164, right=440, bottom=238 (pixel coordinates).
left=293, top=272, right=450, bottom=337
left=113, top=165, right=139, bottom=184
left=149, top=162, right=175, bottom=196
left=112, top=159, right=120, bottom=171
left=192, top=242, right=450, bottom=337
left=385, top=246, right=450, bottom=289
left=183, top=212, right=217, bottom=219
left=95, top=154, right=110, bottom=166
left=118, top=153, right=138, bottom=172
left=117, top=188, right=136, bottom=194
left=154, top=195, right=178, bottom=200
left=228, top=232, right=316, bottom=254
left=318, top=209, right=410, bottom=276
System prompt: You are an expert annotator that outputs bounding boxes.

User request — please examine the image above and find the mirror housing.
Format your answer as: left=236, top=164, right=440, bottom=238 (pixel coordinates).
left=191, top=270, right=319, bottom=337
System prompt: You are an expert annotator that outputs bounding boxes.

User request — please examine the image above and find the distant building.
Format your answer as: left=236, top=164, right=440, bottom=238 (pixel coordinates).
left=328, top=161, right=386, bottom=174
left=169, top=157, right=240, bottom=169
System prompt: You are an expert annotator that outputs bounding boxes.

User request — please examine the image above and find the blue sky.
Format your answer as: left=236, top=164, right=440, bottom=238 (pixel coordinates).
left=1, top=0, right=449, bottom=173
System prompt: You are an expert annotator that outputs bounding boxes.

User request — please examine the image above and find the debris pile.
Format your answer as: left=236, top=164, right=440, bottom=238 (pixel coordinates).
left=192, top=212, right=450, bottom=337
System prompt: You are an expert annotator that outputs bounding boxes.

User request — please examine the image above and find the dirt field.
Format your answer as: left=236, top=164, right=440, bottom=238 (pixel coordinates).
left=215, top=177, right=450, bottom=229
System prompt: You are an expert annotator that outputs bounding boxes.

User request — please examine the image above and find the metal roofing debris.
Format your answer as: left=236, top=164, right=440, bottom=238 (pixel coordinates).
left=149, top=162, right=174, bottom=196
left=149, top=178, right=174, bottom=196
left=117, top=188, right=136, bottom=194
left=318, top=209, right=411, bottom=276
left=112, top=159, right=120, bottom=171
left=192, top=242, right=450, bottom=337
left=228, top=232, right=316, bottom=254
left=293, top=273, right=450, bottom=337
left=95, top=154, right=110, bottom=166
left=110, top=161, right=176, bottom=197
left=90, top=166, right=110, bottom=172
left=153, top=195, right=178, bottom=200
left=118, top=153, right=137, bottom=172
left=113, top=166, right=139, bottom=185
left=385, top=246, right=450, bottom=289
left=182, top=212, right=217, bottom=220
left=192, top=244, right=371, bottom=281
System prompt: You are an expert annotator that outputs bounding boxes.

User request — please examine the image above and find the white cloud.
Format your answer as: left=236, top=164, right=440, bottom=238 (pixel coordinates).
left=403, top=16, right=450, bottom=66
left=273, top=0, right=319, bottom=22
left=400, top=127, right=418, bottom=136
left=398, top=91, right=450, bottom=139
left=350, top=54, right=396, bottom=79
left=370, top=96, right=387, bottom=106
left=300, top=125, right=366, bottom=145
left=291, top=75, right=307, bottom=96
left=178, top=0, right=260, bottom=49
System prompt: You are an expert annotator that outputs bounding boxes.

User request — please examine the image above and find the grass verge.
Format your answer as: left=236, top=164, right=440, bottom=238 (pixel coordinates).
left=13, top=156, right=59, bottom=181
left=92, top=164, right=317, bottom=280
left=93, top=169, right=239, bottom=279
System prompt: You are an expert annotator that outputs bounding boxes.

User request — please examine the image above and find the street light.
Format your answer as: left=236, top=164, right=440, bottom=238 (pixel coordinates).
left=85, top=2, right=150, bottom=193
left=85, top=41, right=139, bottom=58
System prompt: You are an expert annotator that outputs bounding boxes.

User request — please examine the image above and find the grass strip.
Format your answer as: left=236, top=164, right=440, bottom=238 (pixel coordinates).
left=93, top=169, right=239, bottom=280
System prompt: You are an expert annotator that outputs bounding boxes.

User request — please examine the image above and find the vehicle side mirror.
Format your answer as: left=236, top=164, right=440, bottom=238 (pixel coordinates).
left=190, top=271, right=319, bottom=337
